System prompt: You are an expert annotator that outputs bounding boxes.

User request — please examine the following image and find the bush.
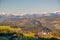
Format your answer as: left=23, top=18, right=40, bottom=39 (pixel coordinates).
left=0, top=37, right=8, bottom=40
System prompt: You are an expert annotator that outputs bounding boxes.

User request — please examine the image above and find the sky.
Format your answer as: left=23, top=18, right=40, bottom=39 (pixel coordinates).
left=0, top=0, right=60, bottom=14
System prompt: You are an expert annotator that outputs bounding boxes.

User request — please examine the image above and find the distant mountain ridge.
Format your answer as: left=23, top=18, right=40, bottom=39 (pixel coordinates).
left=0, top=12, right=60, bottom=22
left=0, top=12, right=60, bottom=18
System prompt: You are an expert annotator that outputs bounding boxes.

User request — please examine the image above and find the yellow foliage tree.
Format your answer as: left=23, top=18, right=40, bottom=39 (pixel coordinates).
left=50, top=30, right=60, bottom=39
left=0, top=26, right=22, bottom=33
left=23, top=32, right=35, bottom=38
left=0, top=26, right=11, bottom=33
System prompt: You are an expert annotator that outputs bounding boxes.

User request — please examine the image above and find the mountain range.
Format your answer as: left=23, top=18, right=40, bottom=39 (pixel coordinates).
left=0, top=12, right=60, bottom=32
left=0, top=12, right=60, bottom=22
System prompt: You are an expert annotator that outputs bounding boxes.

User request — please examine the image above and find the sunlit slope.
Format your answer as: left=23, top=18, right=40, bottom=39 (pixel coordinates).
left=55, top=24, right=60, bottom=29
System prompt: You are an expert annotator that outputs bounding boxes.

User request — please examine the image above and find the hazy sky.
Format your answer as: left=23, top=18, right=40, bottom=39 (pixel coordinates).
left=0, top=0, right=60, bottom=14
